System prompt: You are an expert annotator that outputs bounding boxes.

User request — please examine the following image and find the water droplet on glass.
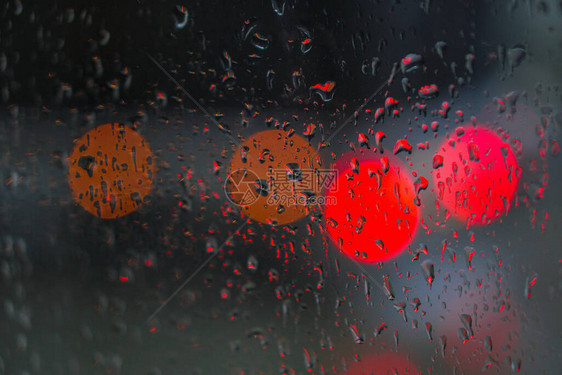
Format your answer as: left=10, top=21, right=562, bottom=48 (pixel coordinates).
left=266, top=69, right=275, bottom=90
left=460, top=314, right=474, bottom=338
left=271, top=0, right=286, bottom=16
left=418, top=84, right=439, bottom=99
left=174, top=6, right=189, bottom=30
left=298, top=26, right=313, bottom=54
left=358, top=133, right=370, bottom=148
left=465, top=53, right=475, bottom=75
left=484, top=335, right=493, bottom=352
left=425, top=322, right=433, bottom=342
left=374, top=107, right=385, bottom=123
left=247, top=255, right=258, bottom=272
left=285, top=163, right=303, bottom=182
left=310, top=81, right=335, bottom=102
left=385, top=97, right=398, bottom=114
left=468, top=142, right=480, bottom=161
left=507, top=45, right=526, bottom=71
left=420, top=260, right=434, bottom=286
left=401, top=77, right=412, bottom=94
left=401, top=53, right=424, bottom=73
left=435, top=41, right=447, bottom=59
left=383, top=280, right=395, bottom=300
left=393, top=139, right=412, bottom=155
left=433, top=154, right=444, bottom=169
left=251, top=32, right=270, bottom=50
left=254, top=179, right=270, bottom=196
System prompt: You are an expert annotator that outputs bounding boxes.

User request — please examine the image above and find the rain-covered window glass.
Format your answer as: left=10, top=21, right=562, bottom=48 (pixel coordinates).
left=0, top=0, right=560, bottom=374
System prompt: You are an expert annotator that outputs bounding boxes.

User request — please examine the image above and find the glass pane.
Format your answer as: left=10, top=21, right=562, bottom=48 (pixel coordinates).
left=0, top=0, right=560, bottom=374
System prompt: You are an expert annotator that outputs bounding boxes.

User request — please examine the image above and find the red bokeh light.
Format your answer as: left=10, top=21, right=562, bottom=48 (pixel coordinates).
left=437, top=290, right=521, bottom=374
left=433, top=125, right=520, bottom=226
left=343, top=351, right=420, bottom=374
left=324, top=155, right=420, bottom=263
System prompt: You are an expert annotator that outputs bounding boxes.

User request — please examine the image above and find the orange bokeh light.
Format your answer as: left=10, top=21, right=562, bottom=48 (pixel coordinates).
left=226, top=129, right=322, bottom=225
left=67, top=123, right=155, bottom=219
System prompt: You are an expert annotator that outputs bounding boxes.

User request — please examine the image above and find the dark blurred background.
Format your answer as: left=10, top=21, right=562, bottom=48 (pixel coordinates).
left=0, top=0, right=561, bottom=374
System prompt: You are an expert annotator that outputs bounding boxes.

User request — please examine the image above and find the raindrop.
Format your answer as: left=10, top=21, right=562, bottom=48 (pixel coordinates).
left=458, top=327, right=469, bottom=343
left=435, top=41, right=447, bottom=59
left=372, top=57, right=381, bottom=76
left=247, top=255, right=258, bottom=272
left=384, top=97, right=398, bottom=114
left=310, top=82, right=335, bottom=102
left=241, top=19, right=259, bottom=41
left=448, top=84, right=458, bottom=98
left=266, top=69, right=275, bottom=90
left=254, top=179, right=270, bottom=196
left=465, top=53, right=475, bottom=75
left=433, top=154, right=444, bottom=169
left=505, top=91, right=520, bottom=113
left=303, top=123, right=316, bottom=141
left=383, top=280, right=395, bottom=300
left=440, top=335, right=447, bottom=357
left=468, top=142, right=480, bottom=161
left=484, top=336, right=493, bottom=352
left=510, top=357, right=522, bottom=371
left=524, top=271, right=537, bottom=299
left=358, top=133, right=370, bottom=148
left=349, top=325, right=364, bottom=344
left=381, top=156, right=390, bottom=174
left=374, top=107, right=385, bottom=123
left=374, top=322, right=388, bottom=337
left=251, top=33, right=270, bottom=50
left=285, top=163, right=303, bottom=181
left=425, top=322, right=433, bottom=341
left=400, top=53, right=424, bottom=73
left=206, top=237, right=218, bottom=253
left=482, top=355, right=499, bottom=371
left=388, top=62, right=398, bottom=86
left=401, top=77, right=412, bottom=94
left=393, top=139, right=412, bottom=155
left=99, top=29, right=111, bottom=46
left=298, top=26, right=313, bottom=54
left=361, top=57, right=381, bottom=76
left=507, top=45, right=526, bottom=71
left=460, top=314, right=474, bottom=338
left=375, top=131, right=386, bottom=153
left=420, top=260, right=434, bottom=286
left=173, top=6, right=189, bottom=30
left=271, top=0, right=285, bottom=16
left=240, top=146, right=249, bottom=163
left=418, top=84, right=439, bottom=99
left=220, top=288, right=231, bottom=300
left=414, top=176, right=428, bottom=195
left=292, top=70, right=304, bottom=89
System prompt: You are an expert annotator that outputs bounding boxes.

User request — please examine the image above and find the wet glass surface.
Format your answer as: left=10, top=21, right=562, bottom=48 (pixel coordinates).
left=0, top=0, right=561, bottom=374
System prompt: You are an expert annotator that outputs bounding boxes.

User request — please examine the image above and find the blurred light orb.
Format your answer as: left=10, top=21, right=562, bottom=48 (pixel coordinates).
left=226, top=129, right=322, bottom=225
left=68, top=123, right=155, bottom=219
left=324, top=156, right=420, bottom=263
left=437, top=288, right=521, bottom=374
left=343, top=351, right=420, bottom=374
left=433, top=125, right=520, bottom=225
